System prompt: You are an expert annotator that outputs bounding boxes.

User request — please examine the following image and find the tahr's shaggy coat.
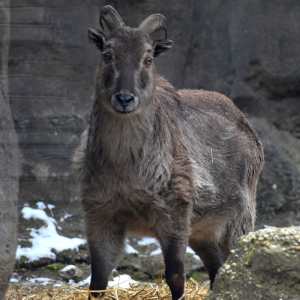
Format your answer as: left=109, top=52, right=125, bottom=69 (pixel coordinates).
left=73, top=6, right=264, bottom=300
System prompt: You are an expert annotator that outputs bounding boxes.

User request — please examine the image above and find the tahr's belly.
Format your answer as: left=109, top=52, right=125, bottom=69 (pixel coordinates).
left=125, top=218, right=156, bottom=237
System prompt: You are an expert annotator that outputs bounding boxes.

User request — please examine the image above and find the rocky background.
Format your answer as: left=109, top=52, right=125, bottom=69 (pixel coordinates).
left=1, top=0, right=300, bottom=289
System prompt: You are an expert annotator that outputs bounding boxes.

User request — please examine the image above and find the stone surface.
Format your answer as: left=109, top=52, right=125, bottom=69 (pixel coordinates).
left=58, top=265, right=84, bottom=283
left=0, top=1, right=20, bottom=298
left=205, top=227, right=300, bottom=300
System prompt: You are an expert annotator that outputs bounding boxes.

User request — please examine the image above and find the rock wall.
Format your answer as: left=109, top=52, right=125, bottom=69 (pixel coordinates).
left=8, top=0, right=102, bottom=237
left=7, top=0, right=300, bottom=264
left=0, top=0, right=19, bottom=298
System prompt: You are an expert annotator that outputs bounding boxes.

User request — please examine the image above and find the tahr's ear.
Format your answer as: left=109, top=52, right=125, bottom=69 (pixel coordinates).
left=88, top=28, right=106, bottom=51
left=153, top=39, right=173, bottom=57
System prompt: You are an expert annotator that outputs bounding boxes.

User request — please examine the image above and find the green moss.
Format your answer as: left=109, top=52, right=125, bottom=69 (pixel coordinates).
left=44, top=264, right=65, bottom=271
left=75, top=264, right=90, bottom=272
left=190, top=272, right=209, bottom=283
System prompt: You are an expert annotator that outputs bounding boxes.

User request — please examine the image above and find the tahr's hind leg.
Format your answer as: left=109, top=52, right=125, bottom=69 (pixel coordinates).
left=189, top=240, right=229, bottom=288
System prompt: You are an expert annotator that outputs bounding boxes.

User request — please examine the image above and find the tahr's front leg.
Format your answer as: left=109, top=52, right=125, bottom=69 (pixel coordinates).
left=157, top=229, right=188, bottom=300
left=86, top=220, right=125, bottom=299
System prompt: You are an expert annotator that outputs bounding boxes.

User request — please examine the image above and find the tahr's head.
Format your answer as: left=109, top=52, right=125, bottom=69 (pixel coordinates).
left=88, top=6, right=172, bottom=115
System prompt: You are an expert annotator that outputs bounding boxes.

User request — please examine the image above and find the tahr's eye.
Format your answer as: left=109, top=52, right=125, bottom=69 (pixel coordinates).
left=103, top=52, right=111, bottom=60
left=145, top=57, right=153, bottom=65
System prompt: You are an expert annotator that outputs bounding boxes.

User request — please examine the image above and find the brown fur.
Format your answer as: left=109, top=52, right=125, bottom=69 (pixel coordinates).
left=73, top=22, right=264, bottom=300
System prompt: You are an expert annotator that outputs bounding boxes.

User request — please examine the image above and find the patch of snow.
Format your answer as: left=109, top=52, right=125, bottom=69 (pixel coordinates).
left=48, top=204, right=55, bottom=210
left=16, top=205, right=86, bottom=262
left=77, top=274, right=136, bottom=289
left=186, top=246, right=194, bottom=254
left=60, top=265, right=77, bottom=272
left=48, top=204, right=55, bottom=216
left=137, top=237, right=158, bottom=245
left=150, top=248, right=162, bottom=256
left=186, top=246, right=200, bottom=260
left=126, top=244, right=138, bottom=254
left=29, top=277, right=53, bottom=285
left=77, top=275, right=91, bottom=286
left=53, top=282, right=64, bottom=287
left=108, top=274, right=136, bottom=288
left=36, top=202, right=46, bottom=210
left=22, top=206, right=55, bottom=224
left=10, top=278, right=18, bottom=283
left=60, top=213, right=72, bottom=222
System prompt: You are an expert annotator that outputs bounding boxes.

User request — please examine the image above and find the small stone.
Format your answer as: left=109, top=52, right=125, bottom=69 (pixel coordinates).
left=291, top=246, right=300, bottom=251
left=59, top=265, right=84, bottom=283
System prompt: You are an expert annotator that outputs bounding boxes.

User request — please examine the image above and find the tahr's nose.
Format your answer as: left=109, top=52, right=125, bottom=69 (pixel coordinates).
left=115, top=92, right=135, bottom=108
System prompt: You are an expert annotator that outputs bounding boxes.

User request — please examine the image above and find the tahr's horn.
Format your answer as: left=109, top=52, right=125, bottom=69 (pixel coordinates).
left=100, top=5, right=125, bottom=31
left=139, top=14, right=167, bottom=39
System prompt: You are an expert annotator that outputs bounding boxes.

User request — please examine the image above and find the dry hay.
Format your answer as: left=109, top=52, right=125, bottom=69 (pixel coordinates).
left=6, top=279, right=209, bottom=300
left=6, top=266, right=209, bottom=300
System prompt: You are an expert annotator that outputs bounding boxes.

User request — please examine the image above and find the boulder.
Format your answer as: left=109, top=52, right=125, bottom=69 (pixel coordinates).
left=58, top=265, right=84, bottom=283
left=0, top=1, right=20, bottom=298
left=205, top=226, right=300, bottom=300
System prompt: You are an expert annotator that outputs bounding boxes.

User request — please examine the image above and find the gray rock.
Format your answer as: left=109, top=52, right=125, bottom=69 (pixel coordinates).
left=58, top=265, right=84, bottom=283
left=250, top=117, right=300, bottom=229
left=205, top=227, right=300, bottom=300
left=0, top=1, right=20, bottom=299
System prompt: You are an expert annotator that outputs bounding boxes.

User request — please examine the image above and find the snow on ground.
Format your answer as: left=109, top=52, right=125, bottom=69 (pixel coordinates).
left=9, top=274, right=136, bottom=288
left=29, top=277, right=53, bottom=285
left=77, top=275, right=91, bottom=286
left=77, top=273, right=136, bottom=288
left=125, top=242, right=138, bottom=254
left=150, top=248, right=162, bottom=256
left=60, top=213, right=72, bottom=222
left=137, top=237, right=199, bottom=259
left=60, top=265, right=77, bottom=272
left=137, top=237, right=158, bottom=245
left=187, top=246, right=200, bottom=260
left=108, top=274, right=136, bottom=288
left=16, top=202, right=86, bottom=262
left=16, top=202, right=199, bottom=265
